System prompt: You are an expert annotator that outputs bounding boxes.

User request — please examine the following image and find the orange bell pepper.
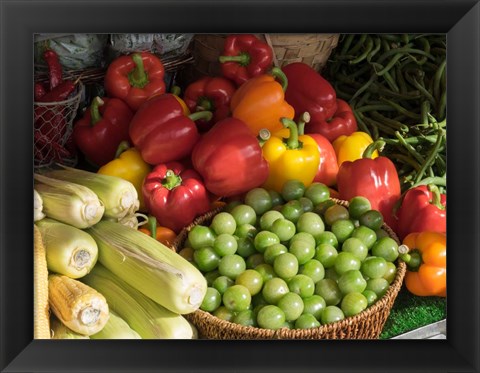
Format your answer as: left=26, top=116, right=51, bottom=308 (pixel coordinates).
left=138, top=215, right=177, bottom=248
left=399, top=231, right=446, bottom=297
left=230, top=67, right=295, bottom=136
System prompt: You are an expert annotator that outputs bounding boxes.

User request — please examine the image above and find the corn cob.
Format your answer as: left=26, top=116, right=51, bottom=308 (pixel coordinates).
left=34, top=224, right=50, bottom=339
left=83, top=263, right=195, bottom=339
left=34, top=189, right=45, bottom=222
left=48, top=274, right=109, bottom=336
left=36, top=218, right=98, bottom=279
left=50, top=317, right=90, bottom=339
left=86, top=220, right=207, bottom=314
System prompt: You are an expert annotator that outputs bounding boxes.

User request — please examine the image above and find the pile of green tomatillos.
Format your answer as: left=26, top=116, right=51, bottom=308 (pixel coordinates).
left=178, top=180, right=402, bottom=330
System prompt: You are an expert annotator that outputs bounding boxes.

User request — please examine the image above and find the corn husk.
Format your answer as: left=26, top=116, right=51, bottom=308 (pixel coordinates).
left=90, top=310, right=141, bottom=339
left=46, top=165, right=139, bottom=219
left=50, top=317, right=90, bottom=339
left=83, top=264, right=195, bottom=339
left=36, top=218, right=98, bottom=279
left=86, top=220, right=207, bottom=315
left=34, top=173, right=104, bottom=229
left=34, top=224, right=50, bottom=339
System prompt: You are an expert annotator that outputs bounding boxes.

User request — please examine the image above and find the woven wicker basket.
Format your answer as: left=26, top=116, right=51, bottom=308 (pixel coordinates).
left=174, top=199, right=406, bottom=340
left=192, top=33, right=339, bottom=79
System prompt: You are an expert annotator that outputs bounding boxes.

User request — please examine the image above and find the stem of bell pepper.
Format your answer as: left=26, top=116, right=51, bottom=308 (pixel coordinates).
left=219, top=52, right=251, bottom=66
left=147, top=215, right=158, bottom=239
left=362, top=139, right=386, bottom=158
left=257, top=129, right=271, bottom=146
left=271, top=67, right=288, bottom=92
left=296, top=112, right=311, bottom=136
left=90, top=97, right=104, bottom=126
left=162, top=170, right=182, bottom=190
left=280, top=117, right=301, bottom=149
left=188, top=110, right=213, bottom=122
left=115, top=140, right=131, bottom=159
left=427, top=184, right=445, bottom=210
left=398, top=245, right=423, bottom=271
left=197, top=98, right=213, bottom=111
left=128, top=53, right=149, bottom=89
left=171, top=85, right=182, bottom=96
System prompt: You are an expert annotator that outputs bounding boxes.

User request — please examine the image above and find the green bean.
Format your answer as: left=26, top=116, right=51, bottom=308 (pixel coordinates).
left=405, top=73, right=436, bottom=106
left=356, top=91, right=372, bottom=108
left=394, top=131, right=426, bottom=164
left=348, top=34, right=368, bottom=56
left=388, top=153, right=422, bottom=171
left=376, top=46, right=434, bottom=66
left=340, top=34, right=356, bottom=55
left=362, top=115, right=397, bottom=136
left=347, top=64, right=374, bottom=80
left=349, top=36, right=374, bottom=64
left=367, top=36, right=382, bottom=62
left=355, top=104, right=397, bottom=113
left=420, top=100, right=430, bottom=125
left=370, top=111, right=409, bottom=132
left=413, top=128, right=445, bottom=184
left=433, top=58, right=446, bottom=104
left=353, top=111, right=372, bottom=137
left=437, top=90, right=447, bottom=121
left=375, top=53, right=406, bottom=76
left=379, top=97, right=421, bottom=120
left=351, top=74, right=378, bottom=101
left=382, top=70, right=400, bottom=92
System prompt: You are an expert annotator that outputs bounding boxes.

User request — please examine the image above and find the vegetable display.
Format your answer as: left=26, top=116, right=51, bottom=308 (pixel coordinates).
left=32, top=33, right=448, bottom=340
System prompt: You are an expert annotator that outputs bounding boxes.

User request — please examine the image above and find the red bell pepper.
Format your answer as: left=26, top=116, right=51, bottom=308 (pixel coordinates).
left=219, top=34, right=274, bottom=86
left=396, top=184, right=447, bottom=240
left=129, top=93, right=211, bottom=165
left=183, top=76, right=237, bottom=133
left=142, top=162, right=211, bottom=233
left=192, top=117, right=269, bottom=197
left=72, top=96, right=133, bottom=167
left=282, top=62, right=357, bottom=143
left=336, top=140, right=401, bottom=230
left=297, top=118, right=339, bottom=187
left=104, top=51, right=166, bottom=111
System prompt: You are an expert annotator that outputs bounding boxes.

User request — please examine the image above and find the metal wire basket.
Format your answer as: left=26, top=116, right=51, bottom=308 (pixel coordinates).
left=33, top=83, right=83, bottom=169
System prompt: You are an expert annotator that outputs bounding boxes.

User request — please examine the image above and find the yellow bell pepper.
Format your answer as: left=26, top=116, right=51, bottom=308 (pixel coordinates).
left=97, top=141, right=151, bottom=211
left=262, top=113, right=320, bottom=193
left=332, top=131, right=378, bottom=166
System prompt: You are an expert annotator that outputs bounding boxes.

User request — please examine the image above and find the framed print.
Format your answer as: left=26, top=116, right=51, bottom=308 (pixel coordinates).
left=0, top=0, right=479, bottom=372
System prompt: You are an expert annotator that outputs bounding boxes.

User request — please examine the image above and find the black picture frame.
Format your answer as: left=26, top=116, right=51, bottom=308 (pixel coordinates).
left=1, top=0, right=479, bottom=372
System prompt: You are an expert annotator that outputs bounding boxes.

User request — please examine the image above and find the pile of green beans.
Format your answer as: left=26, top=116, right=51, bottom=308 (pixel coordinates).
left=325, top=34, right=446, bottom=193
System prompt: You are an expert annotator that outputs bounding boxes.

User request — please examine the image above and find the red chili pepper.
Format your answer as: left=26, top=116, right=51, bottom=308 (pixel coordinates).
left=219, top=34, right=274, bottom=86
left=192, top=117, right=269, bottom=197
left=43, top=49, right=63, bottom=90
left=183, top=76, right=237, bottom=133
left=37, top=80, right=76, bottom=103
left=336, top=140, right=401, bottom=230
left=396, top=184, right=447, bottom=241
left=129, top=93, right=211, bottom=165
left=34, top=82, right=47, bottom=101
left=104, top=52, right=166, bottom=111
left=142, top=162, right=211, bottom=233
left=73, top=96, right=134, bottom=167
left=34, top=131, right=71, bottom=164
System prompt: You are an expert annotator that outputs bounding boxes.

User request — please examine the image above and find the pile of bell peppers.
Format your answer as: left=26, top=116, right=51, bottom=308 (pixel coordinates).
left=65, top=34, right=446, bottom=281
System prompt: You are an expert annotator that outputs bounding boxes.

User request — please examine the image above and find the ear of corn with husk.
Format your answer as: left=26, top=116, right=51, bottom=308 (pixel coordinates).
left=86, top=220, right=207, bottom=315
left=34, top=189, right=46, bottom=222
left=50, top=317, right=90, bottom=339
left=34, top=173, right=104, bottom=229
left=48, top=274, right=109, bottom=336
left=45, top=165, right=139, bottom=219
left=36, top=218, right=98, bottom=279
left=82, top=264, right=195, bottom=339
left=90, top=310, right=141, bottom=339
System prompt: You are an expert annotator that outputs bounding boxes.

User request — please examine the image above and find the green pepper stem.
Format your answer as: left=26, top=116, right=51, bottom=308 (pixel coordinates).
left=281, top=117, right=301, bottom=149
left=188, top=110, right=213, bottom=122
left=128, top=53, right=149, bottom=88
left=147, top=215, right=157, bottom=239
left=362, top=139, right=385, bottom=159
left=219, top=52, right=251, bottom=66
left=296, top=112, right=311, bottom=135
left=162, top=170, right=182, bottom=190
left=171, top=85, right=181, bottom=96
left=115, top=141, right=131, bottom=159
left=271, top=67, right=289, bottom=92
left=197, top=98, right=212, bottom=112
left=427, top=184, right=445, bottom=210
left=90, top=96, right=104, bottom=126
left=398, top=245, right=423, bottom=271
left=257, top=128, right=271, bottom=146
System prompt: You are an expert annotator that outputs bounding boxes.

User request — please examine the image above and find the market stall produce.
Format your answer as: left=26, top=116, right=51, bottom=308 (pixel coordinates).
left=33, top=33, right=447, bottom=340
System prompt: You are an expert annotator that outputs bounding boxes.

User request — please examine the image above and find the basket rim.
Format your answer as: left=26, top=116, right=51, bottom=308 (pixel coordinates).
left=175, top=198, right=407, bottom=339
